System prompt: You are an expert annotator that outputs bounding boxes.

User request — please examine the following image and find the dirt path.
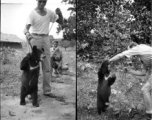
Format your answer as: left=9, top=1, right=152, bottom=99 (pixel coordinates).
left=1, top=47, right=76, bottom=120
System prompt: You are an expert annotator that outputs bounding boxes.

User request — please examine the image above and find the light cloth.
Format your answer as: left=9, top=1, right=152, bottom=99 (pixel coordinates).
left=30, top=35, right=52, bottom=94
left=120, top=44, right=152, bottom=69
left=26, top=8, right=58, bottom=34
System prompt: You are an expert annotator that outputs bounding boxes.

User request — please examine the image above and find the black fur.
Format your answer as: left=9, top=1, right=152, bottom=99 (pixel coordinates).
left=20, top=46, right=45, bottom=107
left=97, top=60, right=116, bottom=114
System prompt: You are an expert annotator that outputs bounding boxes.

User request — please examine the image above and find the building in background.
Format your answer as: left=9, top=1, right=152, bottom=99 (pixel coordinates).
left=0, top=33, right=24, bottom=49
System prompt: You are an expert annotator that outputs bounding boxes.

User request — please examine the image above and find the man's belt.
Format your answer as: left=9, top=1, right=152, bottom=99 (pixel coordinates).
left=32, top=33, right=48, bottom=36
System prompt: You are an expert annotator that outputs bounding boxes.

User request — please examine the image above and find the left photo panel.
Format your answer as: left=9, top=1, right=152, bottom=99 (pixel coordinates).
left=1, top=0, right=76, bottom=120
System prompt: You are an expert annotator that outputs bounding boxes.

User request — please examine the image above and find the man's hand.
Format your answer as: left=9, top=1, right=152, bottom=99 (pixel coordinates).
left=104, top=55, right=110, bottom=64
left=26, top=33, right=33, bottom=43
left=105, top=55, right=110, bottom=61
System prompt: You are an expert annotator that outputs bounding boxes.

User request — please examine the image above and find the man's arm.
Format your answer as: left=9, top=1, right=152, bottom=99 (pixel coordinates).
left=109, top=46, right=140, bottom=63
left=23, top=24, right=31, bottom=35
left=23, top=24, right=33, bottom=43
left=109, top=53, right=125, bottom=62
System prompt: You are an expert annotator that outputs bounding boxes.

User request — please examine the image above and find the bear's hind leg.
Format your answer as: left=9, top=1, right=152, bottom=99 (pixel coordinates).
left=97, top=100, right=103, bottom=114
left=20, top=86, right=27, bottom=105
left=97, top=107, right=102, bottom=115
left=102, top=100, right=109, bottom=112
left=31, top=88, right=39, bottom=107
left=105, top=98, right=109, bottom=108
left=101, top=107, right=106, bottom=112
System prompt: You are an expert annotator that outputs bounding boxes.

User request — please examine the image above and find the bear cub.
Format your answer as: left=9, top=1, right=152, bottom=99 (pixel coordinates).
left=97, top=60, right=116, bottom=114
left=20, top=46, right=45, bottom=107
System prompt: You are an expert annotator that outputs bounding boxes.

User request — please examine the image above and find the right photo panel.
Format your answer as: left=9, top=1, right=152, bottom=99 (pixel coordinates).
left=77, top=0, right=152, bottom=120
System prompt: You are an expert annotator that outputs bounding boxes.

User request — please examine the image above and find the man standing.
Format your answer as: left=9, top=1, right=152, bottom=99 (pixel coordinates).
left=109, top=42, right=152, bottom=119
left=23, top=0, right=63, bottom=97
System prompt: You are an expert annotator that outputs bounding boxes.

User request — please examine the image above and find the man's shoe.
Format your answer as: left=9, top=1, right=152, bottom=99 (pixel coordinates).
left=43, top=93, right=56, bottom=98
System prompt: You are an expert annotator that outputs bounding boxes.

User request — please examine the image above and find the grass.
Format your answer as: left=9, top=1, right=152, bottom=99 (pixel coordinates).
left=77, top=62, right=147, bottom=120
left=0, top=47, right=23, bottom=97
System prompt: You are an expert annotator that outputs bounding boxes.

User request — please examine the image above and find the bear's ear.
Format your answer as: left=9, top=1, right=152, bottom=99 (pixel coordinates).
left=33, top=46, right=37, bottom=51
left=41, top=48, right=44, bottom=52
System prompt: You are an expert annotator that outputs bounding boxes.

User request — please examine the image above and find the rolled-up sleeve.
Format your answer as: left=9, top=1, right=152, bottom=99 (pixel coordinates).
left=26, top=11, right=34, bottom=25
left=120, top=46, right=141, bottom=58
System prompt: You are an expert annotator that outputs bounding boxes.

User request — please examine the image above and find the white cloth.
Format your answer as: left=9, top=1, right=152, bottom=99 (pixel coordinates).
left=120, top=44, right=152, bottom=68
left=26, top=8, right=58, bottom=34
left=50, top=47, right=56, bottom=56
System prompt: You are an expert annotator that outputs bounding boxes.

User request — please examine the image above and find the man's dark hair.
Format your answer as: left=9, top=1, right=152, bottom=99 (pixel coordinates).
left=128, top=42, right=138, bottom=49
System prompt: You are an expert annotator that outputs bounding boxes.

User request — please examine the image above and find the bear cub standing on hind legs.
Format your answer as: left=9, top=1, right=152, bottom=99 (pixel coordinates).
left=97, top=60, right=116, bottom=114
left=20, top=46, right=45, bottom=107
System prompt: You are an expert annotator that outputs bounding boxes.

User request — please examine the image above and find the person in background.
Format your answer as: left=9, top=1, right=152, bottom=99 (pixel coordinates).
left=23, top=0, right=63, bottom=97
left=50, top=40, right=63, bottom=77
left=109, top=42, right=152, bottom=119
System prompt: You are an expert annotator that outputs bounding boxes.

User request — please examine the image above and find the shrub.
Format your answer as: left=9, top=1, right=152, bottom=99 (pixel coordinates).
left=0, top=47, right=15, bottom=64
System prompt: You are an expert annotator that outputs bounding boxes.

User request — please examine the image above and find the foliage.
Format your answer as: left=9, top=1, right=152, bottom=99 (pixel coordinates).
left=124, top=0, right=151, bottom=44
left=0, top=47, right=16, bottom=64
left=57, top=0, right=76, bottom=41
left=60, top=39, right=76, bottom=50
left=69, top=39, right=76, bottom=47
left=77, top=0, right=151, bottom=62
left=60, top=40, right=71, bottom=51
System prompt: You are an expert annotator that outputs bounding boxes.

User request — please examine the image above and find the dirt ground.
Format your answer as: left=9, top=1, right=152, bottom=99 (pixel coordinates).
left=0, top=47, right=76, bottom=120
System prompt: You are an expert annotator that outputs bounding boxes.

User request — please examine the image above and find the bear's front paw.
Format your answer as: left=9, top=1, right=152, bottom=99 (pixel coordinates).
left=20, top=102, right=26, bottom=105
left=33, top=103, right=39, bottom=107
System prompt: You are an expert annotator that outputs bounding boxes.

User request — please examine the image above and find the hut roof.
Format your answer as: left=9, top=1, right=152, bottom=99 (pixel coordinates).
left=1, top=33, right=24, bottom=43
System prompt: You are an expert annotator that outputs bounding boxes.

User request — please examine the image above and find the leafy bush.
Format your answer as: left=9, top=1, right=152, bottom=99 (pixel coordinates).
left=60, top=40, right=76, bottom=50
left=0, top=47, right=15, bottom=64
left=77, top=0, right=151, bottom=63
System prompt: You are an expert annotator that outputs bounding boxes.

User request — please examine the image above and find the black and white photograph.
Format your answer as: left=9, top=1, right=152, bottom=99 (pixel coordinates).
left=1, top=0, right=152, bottom=120
left=1, top=0, right=76, bottom=119
left=77, top=0, right=152, bottom=120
